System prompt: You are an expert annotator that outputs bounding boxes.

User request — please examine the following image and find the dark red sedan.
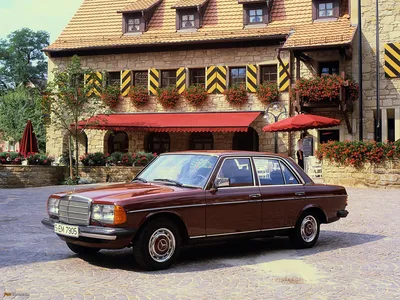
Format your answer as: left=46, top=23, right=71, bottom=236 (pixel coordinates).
left=42, top=151, right=348, bottom=270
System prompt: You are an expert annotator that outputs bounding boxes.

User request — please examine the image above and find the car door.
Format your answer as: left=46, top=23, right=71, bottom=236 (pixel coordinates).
left=253, top=157, right=306, bottom=230
left=205, top=157, right=262, bottom=236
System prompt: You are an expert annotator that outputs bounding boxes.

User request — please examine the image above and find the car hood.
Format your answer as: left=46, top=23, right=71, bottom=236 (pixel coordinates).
left=52, top=183, right=179, bottom=203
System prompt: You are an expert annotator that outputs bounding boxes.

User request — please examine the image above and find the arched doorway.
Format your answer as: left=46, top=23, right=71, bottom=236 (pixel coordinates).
left=108, top=131, right=129, bottom=153
left=189, top=132, right=214, bottom=150
left=146, top=132, right=170, bottom=154
left=232, top=127, right=259, bottom=151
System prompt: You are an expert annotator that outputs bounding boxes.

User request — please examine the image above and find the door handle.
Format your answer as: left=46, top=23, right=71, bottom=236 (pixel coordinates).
left=249, top=194, right=261, bottom=198
left=295, top=192, right=305, bottom=196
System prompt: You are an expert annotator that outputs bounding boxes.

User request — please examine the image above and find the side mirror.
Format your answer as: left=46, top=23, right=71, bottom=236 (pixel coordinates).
left=214, top=177, right=230, bottom=188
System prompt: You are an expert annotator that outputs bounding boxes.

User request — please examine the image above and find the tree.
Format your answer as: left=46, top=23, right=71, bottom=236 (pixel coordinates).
left=45, top=55, right=108, bottom=179
left=0, top=28, right=49, bottom=92
left=0, top=86, right=46, bottom=150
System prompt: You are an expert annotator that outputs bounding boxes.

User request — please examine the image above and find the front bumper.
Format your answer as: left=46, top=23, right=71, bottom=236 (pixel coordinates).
left=41, top=218, right=136, bottom=241
left=337, top=210, right=349, bottom=218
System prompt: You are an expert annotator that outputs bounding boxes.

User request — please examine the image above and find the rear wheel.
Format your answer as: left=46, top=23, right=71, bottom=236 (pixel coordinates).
left=133, top=219, right=181, bottom=271
left=66, top=242, right=100, bottom=255
left=290, top=212, right=320, bottom=249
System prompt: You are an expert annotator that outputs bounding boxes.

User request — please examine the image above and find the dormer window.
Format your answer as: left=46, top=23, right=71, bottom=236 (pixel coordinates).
left=181, top=13, right=195, bottom=28
left=241, top=2, right=269, bottom=27
left=127, top=17, right=141, bottom=32
left=318, top=2, right=334, bottom=17
left=312, top=0, right=339, bottom=20
left=248, top=8, right=264, bottom=23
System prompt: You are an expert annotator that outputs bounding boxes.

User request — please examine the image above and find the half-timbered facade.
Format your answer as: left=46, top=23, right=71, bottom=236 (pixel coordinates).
left=45, top=0, right=364, bottom=159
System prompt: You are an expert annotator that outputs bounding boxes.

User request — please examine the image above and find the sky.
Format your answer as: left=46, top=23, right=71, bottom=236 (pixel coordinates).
left=0, top=0, right=83, bottom=43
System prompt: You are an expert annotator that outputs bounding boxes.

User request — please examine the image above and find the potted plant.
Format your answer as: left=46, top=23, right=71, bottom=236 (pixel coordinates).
left=156, top=86, right=180, bottom=108
left=223, top=84, right=248, bottom=105
left=129, top=85, right=149, bottom=106
left=101, top=83, right=121, bottom=108
left=26, top=153, right=54, bottom=165
left=256, top=82, right=280, bottom=104
left=183, top=84, right=208, bottom=107
left=80, top=152, right=107, bottom=166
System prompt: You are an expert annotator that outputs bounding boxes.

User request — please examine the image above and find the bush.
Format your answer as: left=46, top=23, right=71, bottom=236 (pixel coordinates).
left=101, top=83, right=121, bottom=108
left=223, top=84, right=248, bottom=105
left=316, top=140, right=400, bottom=168
left=129, top=85, right=149, bottom=106
left=107, top=151, right=135, bottom=166
left=256, top=82, right=280, bottom=104
left=80, top=152, right=107, bottom=166
left=59, top=151, right=75, bottom=167
left=0, top=152, right=22, bottom=165
left=134, top=152, right=157, bottom=166
left=183, top=84, right=208, bottom=106
left=26, top=153, right=54, bottom=165
left=156, top=86, right=180, bottom=108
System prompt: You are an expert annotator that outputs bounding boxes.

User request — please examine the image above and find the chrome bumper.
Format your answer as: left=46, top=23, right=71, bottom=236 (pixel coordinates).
left=41, top=218, right=135, bottom=241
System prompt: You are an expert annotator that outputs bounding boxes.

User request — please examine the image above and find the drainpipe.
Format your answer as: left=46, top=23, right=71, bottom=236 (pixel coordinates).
left=358, top=0, right=363, bottom=140
left=375, top=0, right=380, bottom=142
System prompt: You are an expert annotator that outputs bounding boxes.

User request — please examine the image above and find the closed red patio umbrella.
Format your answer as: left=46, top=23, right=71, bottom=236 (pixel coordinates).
left=262, top=114, right=341, bottom=132
left=19, top=120, right=39, bottom=156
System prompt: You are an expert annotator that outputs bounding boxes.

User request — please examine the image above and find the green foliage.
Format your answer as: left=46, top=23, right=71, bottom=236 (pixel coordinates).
left=59, top=151, right=76, bottom=167
left=316, top=140, right=400, bottom=167
left=80, top=152, right=107, bottom=166
left=26, top=153, right=54, bottom=165
left=101, top=83, right=120, bottom=108
left=80, top=151, right=157, bottom=167
left=134, top=151, right=157, bottom=166
left=0, top=151, right=22, bottom=164
left=106, top=151, right=135, bottom=166
left=256, top=82, right=280, bottom=104
left=0, top=86, right=46, bottom=150
left=63, top=176, right=80, bottom=185
left=0, top=28, right=49, bottom=91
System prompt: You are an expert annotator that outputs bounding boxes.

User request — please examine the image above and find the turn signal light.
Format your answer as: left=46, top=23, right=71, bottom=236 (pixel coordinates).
left=114, top=205, right=127, bottom=225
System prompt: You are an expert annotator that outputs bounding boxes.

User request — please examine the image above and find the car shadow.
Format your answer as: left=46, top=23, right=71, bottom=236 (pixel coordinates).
left=79, top=230, right=385, bottom=273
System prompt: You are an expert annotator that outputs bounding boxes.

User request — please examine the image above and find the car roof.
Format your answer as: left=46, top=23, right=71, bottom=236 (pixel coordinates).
left=160, top=150, right=290, bottom=159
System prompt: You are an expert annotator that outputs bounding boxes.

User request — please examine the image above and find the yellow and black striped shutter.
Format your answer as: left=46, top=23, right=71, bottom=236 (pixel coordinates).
left=176, top=68, right=186, bottom=94
left=206, top=66, right=217, bottom=93
left=384, top=42, right=400, bottom=78
left=85, top=71, right=102, bottom=97
left=120, top=70, right=132, bottom=97
left=279, top=62, right=290, bottom=92
left=246, top=65, right=257, bottom=93
left=216, top=66, right=227, bottom=93
left=149, top=68, right=160, bottom=95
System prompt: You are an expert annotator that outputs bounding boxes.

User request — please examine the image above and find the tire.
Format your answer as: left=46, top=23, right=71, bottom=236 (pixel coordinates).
left=289, top=212, right=320, bottom=249
left=66, top=242, right=100, bottom=255
left=133, top=219, right=181, bottom=271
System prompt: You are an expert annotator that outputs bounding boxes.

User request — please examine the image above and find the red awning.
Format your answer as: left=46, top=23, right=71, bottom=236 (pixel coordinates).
left=77, top=112, right=261, bottom=132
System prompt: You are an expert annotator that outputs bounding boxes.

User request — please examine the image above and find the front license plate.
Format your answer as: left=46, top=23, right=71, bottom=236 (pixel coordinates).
left=54, top=223, right=79, bottom=238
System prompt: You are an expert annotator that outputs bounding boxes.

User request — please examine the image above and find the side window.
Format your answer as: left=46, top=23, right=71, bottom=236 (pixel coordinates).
left=217, top=158, right=253, bottom=187
left=254, top=158, right=285, bottom=185
left=280, top=162, right=300, bottom=184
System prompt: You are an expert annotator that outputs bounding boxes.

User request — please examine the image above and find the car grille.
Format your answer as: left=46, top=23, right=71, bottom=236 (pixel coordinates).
left=59, top=195, right=91, bottom=225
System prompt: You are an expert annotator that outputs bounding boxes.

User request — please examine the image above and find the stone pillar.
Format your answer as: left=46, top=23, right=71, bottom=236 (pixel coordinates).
left=381, top=108, right=388, bottom=142
left=86, top=129, right=106, bottom=153
left=395, top=108, right=400, bottom=141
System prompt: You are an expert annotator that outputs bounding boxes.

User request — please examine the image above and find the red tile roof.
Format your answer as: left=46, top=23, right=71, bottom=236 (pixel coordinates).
left=45, top=0, right=356, bottom=52
left=172, top=0, right=209, bottom=8
left=118, top=0, right=162, bottom=13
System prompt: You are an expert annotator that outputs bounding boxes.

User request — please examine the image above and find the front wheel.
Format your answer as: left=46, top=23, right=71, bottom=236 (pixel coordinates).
left=289, top=212, right=320, bottom=249
left=133, top=219, right=181, bottom=271
left=66, top=242, right=100, bottom=255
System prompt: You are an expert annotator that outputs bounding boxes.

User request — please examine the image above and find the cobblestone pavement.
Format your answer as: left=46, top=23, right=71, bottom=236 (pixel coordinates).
left=0, top=185, right=399, bottom=299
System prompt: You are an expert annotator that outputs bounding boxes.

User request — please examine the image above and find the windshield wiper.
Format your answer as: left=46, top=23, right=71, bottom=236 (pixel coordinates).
left=132, top=177, right=147, bottom=183
left=153, top=178, right=183, bottom=187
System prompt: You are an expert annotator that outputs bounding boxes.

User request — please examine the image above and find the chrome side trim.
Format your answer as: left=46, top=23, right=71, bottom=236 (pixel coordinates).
left=262, top=197, right=298, bottom=202
left=80, top=232, right=117, bottom=240
left=306, top=195, right=344, bottom=199
left=210, top=199, right=263, bottom=206
left=189, top=226, right=295, bottom=238
left=127, top=203, right=206, bottom=214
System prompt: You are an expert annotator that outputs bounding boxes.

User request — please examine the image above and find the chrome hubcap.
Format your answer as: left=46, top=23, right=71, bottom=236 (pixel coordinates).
left=148, top=228, right=175, bottom=263
left=300, top=215, right=318, bottom=242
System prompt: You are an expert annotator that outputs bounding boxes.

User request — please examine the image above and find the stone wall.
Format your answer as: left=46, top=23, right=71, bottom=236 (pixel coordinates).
left=0, top=166, right=66, bottom=188
left=322, top=160, right=400, bottom=188
left=79, top=166, right=144, bottom=183
left=46, top=45, right=291, bottom=159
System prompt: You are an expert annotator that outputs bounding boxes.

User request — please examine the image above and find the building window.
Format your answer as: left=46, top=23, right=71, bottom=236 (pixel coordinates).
left=260, top=65, right=277, bottom=83
left=108, top=131, right=129, bottom=153
left=313, top=0, right=339, bottom=19
left=127, top=17, right=141, bottom=32
left=133, top=71, right=148, bottom=88
left=181, top=14, right=195, bottom=28
left=319, top=61, right=339, bottom=75
left=248, top=8, right=263, bottom=23
left=319, top=129, right=339, bottom=144
left=229, top=67, right=246, bottom=86
left=146, top=132, right=170, bottom=154
left=161, top=70, right=177, bottom=88
left=189, top=132, right=213, bottom=150
left=189, top=68, right=205, bottom=86
left=107, top=72, right=120, bottom=86
left=318, top=2, right=334, bottom=17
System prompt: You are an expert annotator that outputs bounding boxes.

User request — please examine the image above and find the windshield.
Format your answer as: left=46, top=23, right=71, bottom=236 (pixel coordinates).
left=136, top=154, right=218, bottom=188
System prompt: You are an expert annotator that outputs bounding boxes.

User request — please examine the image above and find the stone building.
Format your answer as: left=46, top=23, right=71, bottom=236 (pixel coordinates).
left=44, top=0, right=376, bottom=158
